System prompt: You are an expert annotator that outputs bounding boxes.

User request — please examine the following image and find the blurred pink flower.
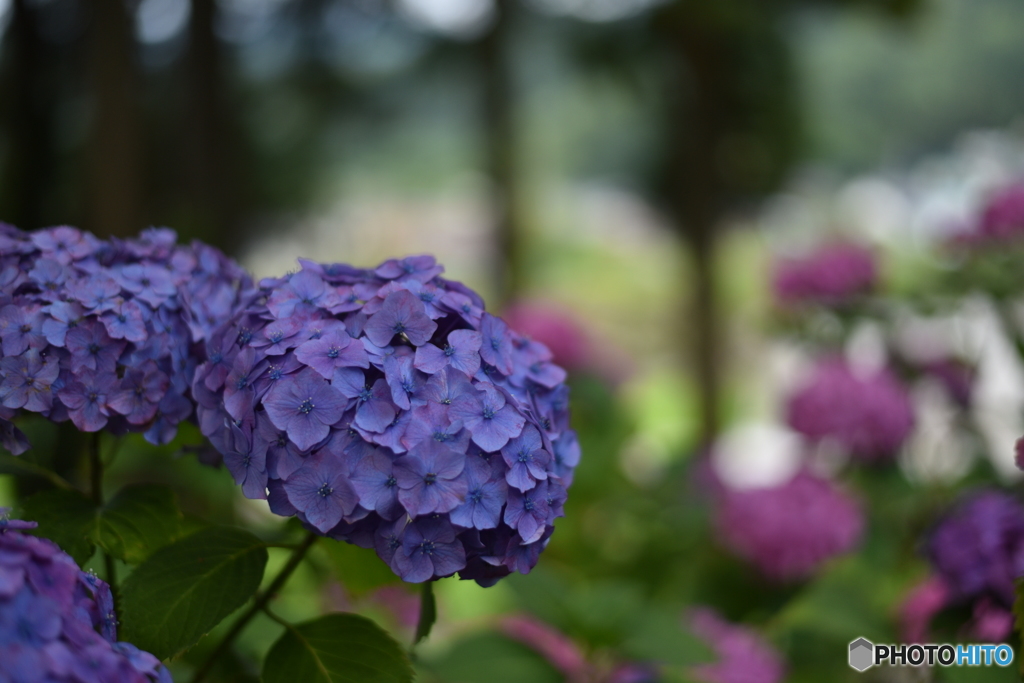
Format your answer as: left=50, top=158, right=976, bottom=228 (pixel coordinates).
left=374, top=584, right=422, bottom=630
left=772, top=242, right=877, bottom=307
left=899, top=575, right=950, bottom=643
left=686, top=608, right=785, bottom=683
left=715, top=470, right=864, bottom=581
left=786, top=357, right=915, bottom=462
left=500, top=614, right=589, bottom=680
left=501, top=299, right=633, bottom=385
left=965, top=598, right=1014, bottom=643
left=976, top=183, right=1024, bottom=242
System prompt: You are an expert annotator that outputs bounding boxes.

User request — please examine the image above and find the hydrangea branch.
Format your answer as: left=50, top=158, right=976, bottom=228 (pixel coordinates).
left=189, top=531, right=319, bottom=683
left=88, top=431, right=120, bottom=621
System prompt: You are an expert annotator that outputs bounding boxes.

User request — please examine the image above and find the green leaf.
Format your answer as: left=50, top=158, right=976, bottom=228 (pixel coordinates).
left=320, top=537, right=402, bottom=596
left=621, top=609, right=713, bottom=667
left=414, top=582, right=436, bottom=645
left=0, top=453, right=73, bottom=490
left=262, top=613, right=414, bottom=683
left=18, top=489, right=97, bottom=565
left=420, top=632, right=562, bottom=683
left=120, top=526, right=268, bottom=660
left=94, top=484, right=184, bottom=564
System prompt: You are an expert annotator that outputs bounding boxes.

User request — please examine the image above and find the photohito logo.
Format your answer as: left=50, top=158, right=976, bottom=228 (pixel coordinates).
left=848, top=638, right=1014, bottom=671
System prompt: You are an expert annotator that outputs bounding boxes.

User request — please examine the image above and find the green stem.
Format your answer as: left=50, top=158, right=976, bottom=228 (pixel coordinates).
left=88, top=432, right=119, bottom=620
left=190, top=531, right=318, bottom=683
left=413, top=581, right=436, bottom=647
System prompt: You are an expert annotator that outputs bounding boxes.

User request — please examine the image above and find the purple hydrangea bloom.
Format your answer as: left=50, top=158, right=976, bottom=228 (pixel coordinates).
left=714, top=470, right=863, bottom=581
left=772, top=242, right=876, bottom=308
left=0, top=224, right=254, bottom=450
left=193, top=255, right=576, bottom=584
left=786, top=357, right=914, bottom=462
left=927, top=491, right=1024, bottom=608
left=0, top=515, right=172, bottom=682
left=686, top=608, right=785, bottom=683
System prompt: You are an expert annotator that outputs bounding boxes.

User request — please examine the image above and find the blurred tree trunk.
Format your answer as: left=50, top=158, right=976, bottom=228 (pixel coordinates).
left=87, top=0, right=144, bottom=237
left=1, top=0, right=54, bottom=230
left=480, top=0, right=524, bottom=306
left=663, top=16, right=730, bottom=450
left=184, top=0, right=240, bottom=250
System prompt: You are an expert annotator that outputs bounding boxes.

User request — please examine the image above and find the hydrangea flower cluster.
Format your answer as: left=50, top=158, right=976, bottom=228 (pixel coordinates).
left=686, top=608, right=785, bottom=683
left=0, top=224, right=254, bottom=452
left=0, top=511, right=172, bottom=683
left=713, top=470, right=863, bottom=581
left=926, top=491, right=1024, bottom=608
left=786, top=357, right=914, bottom=462
left=771, top=242, right=877, bottom=307
left=958, top=182, right=1024, bottom=243
left=192, top=256, right=577, bottom=585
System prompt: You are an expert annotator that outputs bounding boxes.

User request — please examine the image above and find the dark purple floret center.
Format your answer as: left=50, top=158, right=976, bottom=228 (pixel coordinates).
left=443, top=344, right=455, bottom=357
left=424, top=473, right=437, bottom=485
left=235, top=377, right=248, bottom=390
left=469, top=488, right=483, bottom=504
left=523, top=496, right=535, bottom=512
left=482, top=407, right=495, bottom=421
left=358, top=387, right=372, bottom=402
left=418, top=540, right=436, bottom=555
left=433, top=431, right=451, bottom=442
left=385, top=476, right=397, bottom=488
left=19, top=323, right=31, bottom=333
left=238, top=328, right=253, bottom=345
left=269, top=331, right=284, bottom=343
left=298, top=398, right=315, bottom=415
left=268, top=365, right=284, bottom=380
left=517, top=450, right=532, bottom=463
left=327, top=346, right=340, bottom=359
left=317, top=483, right=333, bottom=498
left=490, top=338, right=500, bottom=350
left=393, top=322, right=407, bottom=334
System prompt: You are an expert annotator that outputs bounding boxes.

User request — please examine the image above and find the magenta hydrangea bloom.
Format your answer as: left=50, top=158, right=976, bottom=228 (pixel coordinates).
left=714, top=470, right=863, bottom=581
left=0, top=224, right=254, bottom=451
left=193, top=255, right=577, bottom=585
left=958, top=182, right=1024, bottom=243
left=786, top=357, right=914, bottom=462
left=772, top=242, right=876, bottom=307
left=686, top=608, right=785, bottom=683
left=0, top=510, right=172, bottom=682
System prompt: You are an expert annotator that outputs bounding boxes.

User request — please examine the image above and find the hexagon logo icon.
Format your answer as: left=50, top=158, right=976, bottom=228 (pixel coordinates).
left=849, top=638, right=874, bottom=672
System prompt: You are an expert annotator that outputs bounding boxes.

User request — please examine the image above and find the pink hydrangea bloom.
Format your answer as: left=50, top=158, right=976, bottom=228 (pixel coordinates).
left=772, top=242, right=876, bottom=307
left=687, top=608, right=785, bottom=683
left=976, top=183, right=1024, bottom=242
left=500, top=615, right=589, bottom=679
left=501, top=301, right=591, bottom=372
left=899, top=575, right=950, bottom=643
left=715, top=470, right=863, bottom=581
left=786, top=358, right=914, bottom=462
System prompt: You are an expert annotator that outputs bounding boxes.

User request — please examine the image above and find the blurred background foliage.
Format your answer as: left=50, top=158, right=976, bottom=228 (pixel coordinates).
left=3, top=0, right=1024, bottom=681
